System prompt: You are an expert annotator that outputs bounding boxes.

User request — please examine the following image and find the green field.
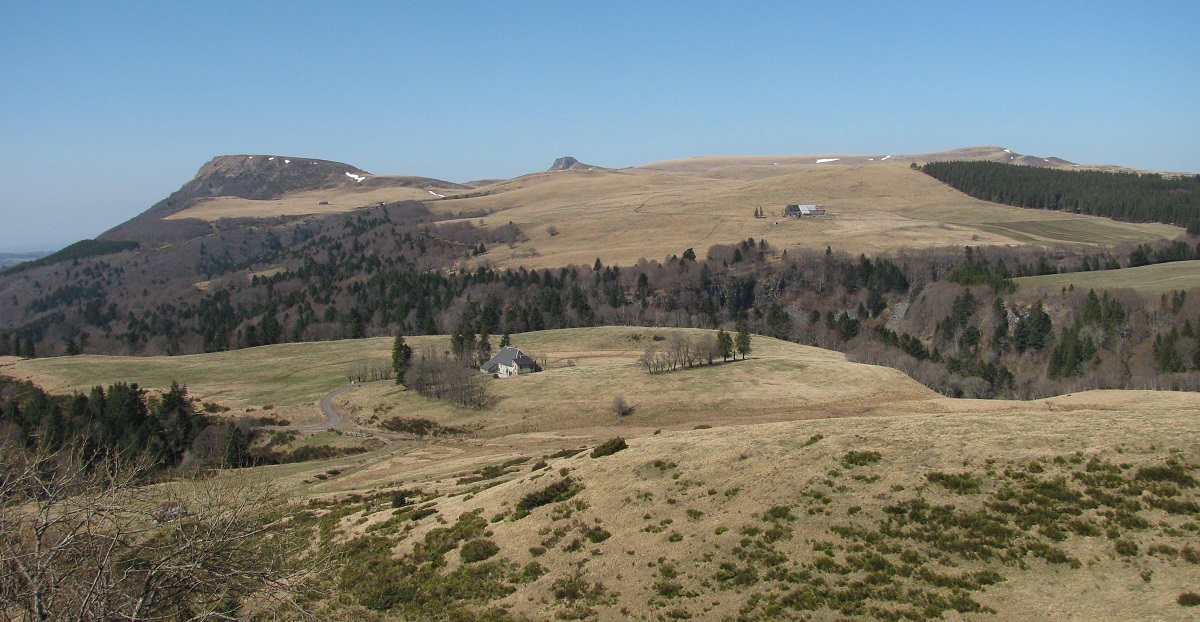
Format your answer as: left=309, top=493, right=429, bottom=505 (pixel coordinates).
left=10, top=337, right=417, bottom=407
left=972, top=218, right=1173, bottom=246
left=1016, top=260, right=1200, bottom=294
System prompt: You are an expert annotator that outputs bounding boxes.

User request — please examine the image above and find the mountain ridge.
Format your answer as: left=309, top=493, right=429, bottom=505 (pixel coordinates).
left=96, top=146, right=1172, bottom=247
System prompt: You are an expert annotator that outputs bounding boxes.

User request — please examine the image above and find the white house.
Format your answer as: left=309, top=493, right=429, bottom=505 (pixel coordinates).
left=480, top=346, right=542, bottom=378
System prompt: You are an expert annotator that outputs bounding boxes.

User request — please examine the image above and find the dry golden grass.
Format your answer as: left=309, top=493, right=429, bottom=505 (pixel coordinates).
left=441, top=159, right=1177, bottom=269
left=309, top=381, right=1200, bottom=621
left=155, top=150, right=1177, bottom=269
left=11, top=328, right=1200, bottom=620
left=164, top=179, right=456, bottom=221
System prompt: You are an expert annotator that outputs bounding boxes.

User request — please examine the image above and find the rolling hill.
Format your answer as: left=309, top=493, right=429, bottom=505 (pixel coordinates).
left=6, top=327, right=1200, bottom=621
left=94, top=146, right=1179, bottom=268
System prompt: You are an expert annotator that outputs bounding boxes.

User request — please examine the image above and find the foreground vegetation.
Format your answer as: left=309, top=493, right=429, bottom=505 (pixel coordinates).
left=293, top=402, right=1200, bottom=621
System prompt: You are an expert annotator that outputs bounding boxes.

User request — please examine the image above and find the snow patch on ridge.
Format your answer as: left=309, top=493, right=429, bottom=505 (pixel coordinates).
left=345, top=172, right=366, bottom=183
left=816, top=158, right=840, bottom=163
left=428, top=190, right=445, bottom=198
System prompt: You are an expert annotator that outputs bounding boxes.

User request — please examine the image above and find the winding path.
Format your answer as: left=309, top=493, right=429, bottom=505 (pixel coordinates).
left=262, top=384, right=354, bottom=431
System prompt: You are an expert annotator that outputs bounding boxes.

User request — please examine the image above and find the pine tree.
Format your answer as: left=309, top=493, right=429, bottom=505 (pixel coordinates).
left=735, top=319, right=752, bottom=360
left=477, top=333, right=492, bottom=368
left=223, top=425, right=249, bottom=468
left=500, top=332, right=511, bottom=348
left=717, top=328, right=733, bottom=362
left=392, top=334, right=413, bottom=384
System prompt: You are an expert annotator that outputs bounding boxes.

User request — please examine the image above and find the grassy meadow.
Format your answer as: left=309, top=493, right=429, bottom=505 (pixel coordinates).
left=152, top=151, right=1178, bottom=270
left=7, top=327, right=1200, bottom=620
left=1016, top=260, right=1200, bottom=294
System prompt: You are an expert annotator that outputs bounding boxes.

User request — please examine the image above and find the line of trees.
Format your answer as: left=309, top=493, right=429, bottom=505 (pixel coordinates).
left=345, top=358, right=393, bottom=383
left=637, top=326, right=749, bottom=374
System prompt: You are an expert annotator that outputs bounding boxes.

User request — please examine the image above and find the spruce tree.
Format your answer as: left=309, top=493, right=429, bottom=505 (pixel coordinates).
left=477, top=333, right=492, bottom=368
left=735, top=319, right=752, bottom=360
left=392, top=334, right=413, bottom=384
left=223, top=425, right=248, bottom=468
left=717, top=328, right=734, bottom=362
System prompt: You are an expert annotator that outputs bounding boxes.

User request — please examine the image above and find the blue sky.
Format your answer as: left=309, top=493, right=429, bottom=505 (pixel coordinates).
left=1, top=1, right=1197, bottom=252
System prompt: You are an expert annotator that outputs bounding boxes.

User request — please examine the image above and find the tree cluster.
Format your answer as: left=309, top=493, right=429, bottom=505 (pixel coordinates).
left=637, top=328, right=744, bottom=374
left=345, top=358, right=393, bottom=383
left=403, top=347, right=491, bottom=408
left=920, top=161, right=1200, bottom=234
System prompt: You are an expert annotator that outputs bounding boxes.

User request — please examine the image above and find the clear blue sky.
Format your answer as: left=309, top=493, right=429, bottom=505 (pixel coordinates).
left=2, top=1, right=1197, bottom=252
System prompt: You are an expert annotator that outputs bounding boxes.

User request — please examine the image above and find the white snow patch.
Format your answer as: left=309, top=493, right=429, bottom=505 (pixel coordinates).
left=428, top=190, right=445, bottom=198
left=816, top=158, right=840, bottom=163
left=345, top=172, right=366, bottom=182
left=268, top=157, right=275, bottom=160
left=1003, top=149, right=1012, bottom=153
left=868, top=158, right=874, bottom=161
left=881, top=155, right=893, bottom=161
left=1043, top=158, right=1049, bottom=162
left=284, top=159, right=290, bottom=164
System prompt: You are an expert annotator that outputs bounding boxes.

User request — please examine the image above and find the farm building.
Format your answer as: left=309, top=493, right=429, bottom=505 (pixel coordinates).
left=784, top=204, right=826, bottom=217
left=481, top=346, right=542, bottom=378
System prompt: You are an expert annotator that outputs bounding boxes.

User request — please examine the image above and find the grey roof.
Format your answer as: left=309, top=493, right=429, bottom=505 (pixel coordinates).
left=481, top=346, right=540, bottom=372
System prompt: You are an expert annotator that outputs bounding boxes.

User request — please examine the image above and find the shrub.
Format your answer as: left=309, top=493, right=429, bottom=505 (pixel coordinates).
left=841, top=451, right=882, bottom=468
left=1135, top=460, right=1196, bottom=487
left=927, top=471, right=983, bottom=494
left=584, top=527, right=611, bottom=543
left=1178, top=592, right=1200, bottom=607
left=514, top=478, right=584, bottom=519
left=591, top=437, right=628, bottom=458
left=611, top=396, right=634, bottom=417
left=1114, top=539, right=1139, bottom=556
left=460, top=538, right=500, bottom=563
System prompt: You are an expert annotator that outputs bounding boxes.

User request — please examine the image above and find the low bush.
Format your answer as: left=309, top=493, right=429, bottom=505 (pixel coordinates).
left=591, top=437, right=628, bottom=458
left=927, top=471, right=983, bottom=494
left=460, top=538, right=501, bottom=563
left=514, top=478, right=584, bottom=519
left=841, top=451, right=882, bottom=468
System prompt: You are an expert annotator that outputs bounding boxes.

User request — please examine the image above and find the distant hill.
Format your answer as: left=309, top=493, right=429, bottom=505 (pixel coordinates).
left=0, top=251, right=50, bottom=269
left=98, top=155, right=377, bottom=244
left=548, top=156, right=610, bottom=172
left=97, top=156, right=471, bottom=244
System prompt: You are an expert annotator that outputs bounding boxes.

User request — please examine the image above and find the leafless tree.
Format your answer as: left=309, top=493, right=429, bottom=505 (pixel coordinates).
left=345, top=359, right=392, bottom=383
left=403, top=348, right=491, bottom=408
left=0, top=444, right=329, bottom=621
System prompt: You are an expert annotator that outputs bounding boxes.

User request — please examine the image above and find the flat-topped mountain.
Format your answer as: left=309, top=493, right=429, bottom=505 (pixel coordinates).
left=548, top=156, right=608, bottom=171
left=99, top=155, right=467, bottom=244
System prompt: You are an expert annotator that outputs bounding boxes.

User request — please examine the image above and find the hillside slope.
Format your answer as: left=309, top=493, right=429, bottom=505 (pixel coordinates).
left=9, top=328, right=1199, bottom=621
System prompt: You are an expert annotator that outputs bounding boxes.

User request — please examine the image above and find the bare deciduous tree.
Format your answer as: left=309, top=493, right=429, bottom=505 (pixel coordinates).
left=0, top=444, right=328, bottom=621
